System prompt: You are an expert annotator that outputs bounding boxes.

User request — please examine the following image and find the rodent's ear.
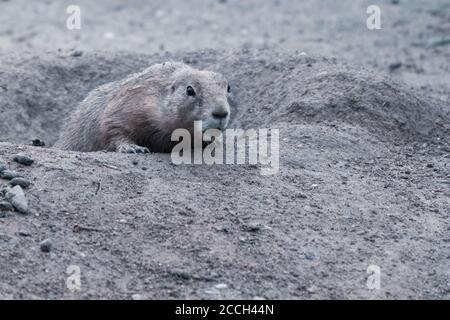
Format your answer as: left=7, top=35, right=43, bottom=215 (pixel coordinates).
left=161, top=61, right=184, bottom=75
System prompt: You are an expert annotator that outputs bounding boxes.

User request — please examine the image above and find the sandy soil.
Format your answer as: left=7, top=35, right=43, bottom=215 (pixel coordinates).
left=0, top=0, right=449, bottom=299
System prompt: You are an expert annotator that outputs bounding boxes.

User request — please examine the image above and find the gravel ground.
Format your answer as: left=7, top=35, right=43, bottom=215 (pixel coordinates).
left=0, top=0, right=449, bottom=299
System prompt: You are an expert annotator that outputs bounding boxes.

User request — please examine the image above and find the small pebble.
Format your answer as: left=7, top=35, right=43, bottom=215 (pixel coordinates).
left=0, top=201, right=14, bottom=211
left=170, top=270, right=191, bottom=280
left=169, top=291, right=181, bottom=298
left=1, top=170, right=24, bottom=180
left=70, top=50, right=83, bottom=57
left=13, top=154, right=34, bottom=166
left=5, top=185, right=28, bottom=214
left=132, top=160, right=139, bottom=165
left=307, top=286, right=316, bottom=293
left=204, top=289, right=219, bottom=295
left=10, top=177, right=31, bottom=188
left=32, top=139, right=45, bottom=147
left=388, top=62, right=402, bottom=72
left=242, top=222, right=262, bottom=232
left=18, top=230, right=31, bottom=237
left=131, top=294, right=145, bottom=300
left=0, top=211, right=7, bottom=218
left=215, top=283, right=228, bottom=289
left=40, top=239, right=52, bottom=253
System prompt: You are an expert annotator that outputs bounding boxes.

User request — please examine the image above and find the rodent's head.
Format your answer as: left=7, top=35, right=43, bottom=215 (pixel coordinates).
left=157, top=62, right=231, bottom=133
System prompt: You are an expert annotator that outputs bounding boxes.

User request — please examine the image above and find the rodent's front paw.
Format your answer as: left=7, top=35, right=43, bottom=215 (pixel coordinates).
left=117, top=144, right=150, bottom=154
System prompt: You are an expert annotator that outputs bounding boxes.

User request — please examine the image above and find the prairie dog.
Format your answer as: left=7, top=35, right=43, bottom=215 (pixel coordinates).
left=55, top=62, right=231, bottom=153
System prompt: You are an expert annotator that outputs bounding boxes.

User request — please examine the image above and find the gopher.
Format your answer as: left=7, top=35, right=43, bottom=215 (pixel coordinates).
left=55, top=62, right=231, bottom=153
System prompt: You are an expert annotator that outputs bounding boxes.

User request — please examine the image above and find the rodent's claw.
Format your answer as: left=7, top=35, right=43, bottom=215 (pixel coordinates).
left=118, top=144, right=150, bottom=154
left=135, top=146, right=150, bottom=154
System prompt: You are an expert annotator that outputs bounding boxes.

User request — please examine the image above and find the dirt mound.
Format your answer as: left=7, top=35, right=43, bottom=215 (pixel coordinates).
left=0, top=52, right=150, bottom=145
left=1, top=50, right=448, bottom=146
left=0, top=50, right=449, bottom=299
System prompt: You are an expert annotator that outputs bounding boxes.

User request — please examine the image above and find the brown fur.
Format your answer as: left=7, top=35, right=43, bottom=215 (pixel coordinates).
left=55, top=62, right=231, bottom=153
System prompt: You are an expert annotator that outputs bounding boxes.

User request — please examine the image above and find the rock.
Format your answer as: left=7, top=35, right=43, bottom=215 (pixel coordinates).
left=0, top=163, right=6, bottom=173
left=40, top=239, right=52, bottom=253
left=0, top=201, right=14, bottom=211
left=10, top=177, right=31, bottom=188
left=31, top=139, right=45, bottom=147
left=214, top=225, right=230, bottom=233
left=5, top=185, right=28, bottom=214
left=0, top=212, right=7, bottom=218
left=13, top=154, right=34, bottom=166
left=168, top=290, right=181, bottom=298
left=388, top=62, right=402, bottom=72
left=0, top=170, right=24, bottom=180
left=242, top=221, right=262, bottom=232
left=306, top=285, right=316, bottom=293
left=70, top=50, right=83, bottom=57
left=131, top=293, right=145, bottom=300
left=18, top=230, right=31, bottom=237
left=204, top=288, right=220, bottom=295
left=169, top=269, right=191, bottom=280
left=215, top=283, right=228, bottom=289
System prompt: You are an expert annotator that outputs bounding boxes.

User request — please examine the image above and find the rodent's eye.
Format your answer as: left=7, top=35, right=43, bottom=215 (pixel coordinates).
left=227, top=84, right=231, bottom=93
left=186, top=86, right=196, bottom=97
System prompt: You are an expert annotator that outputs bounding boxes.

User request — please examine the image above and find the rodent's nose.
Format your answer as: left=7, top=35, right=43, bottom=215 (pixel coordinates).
left=212, top=109, right=229, bottom=119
